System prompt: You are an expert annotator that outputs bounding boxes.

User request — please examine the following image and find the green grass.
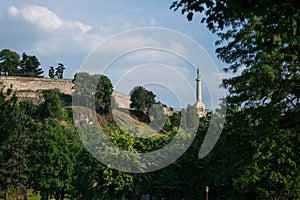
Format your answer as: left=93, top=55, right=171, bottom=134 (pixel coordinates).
left=27, top=191, right=41, bottom=200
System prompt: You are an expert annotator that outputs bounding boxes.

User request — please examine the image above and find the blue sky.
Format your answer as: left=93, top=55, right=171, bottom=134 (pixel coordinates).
left=0, top=0, right=229, bottom=109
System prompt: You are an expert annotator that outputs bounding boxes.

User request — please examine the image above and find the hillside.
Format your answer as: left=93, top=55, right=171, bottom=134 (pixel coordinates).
left=112, top=109, right=162, bottom=137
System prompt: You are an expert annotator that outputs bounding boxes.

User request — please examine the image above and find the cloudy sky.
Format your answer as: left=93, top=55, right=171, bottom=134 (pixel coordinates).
left=0, top=0, right=229, bottom=109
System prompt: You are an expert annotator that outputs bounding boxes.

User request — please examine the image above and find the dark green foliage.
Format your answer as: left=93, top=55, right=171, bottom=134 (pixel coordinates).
left=0, top=82, right=18, bottom=145
left=148, top=104, right=167, bottom=132
left=95, top=74, right=113, bottom=114
left=0, top=79, right=213, bottom=199
left=172, top=0, right=300, bottom=198
left=182, top=104, right=199, bottom=130
left=55, top=63, right=65, bottom=79
left=48, top=66, right=55, bottom=78
left=0, top=49, right=20, bottom=75
left=19, top=100, right=38, bottom=118
left=29, top=118, right=76, bottom=200
left=39, top=90, right=63, bottom=119
left=20, top=53, right=44, bottom=77
left=0, top=84, right=33, bottom=199
left=73, top=72, right=114, bottom=114
left=130, top=86, right=156, bottom=113
left=0, top=49, right=45, bottom=77
left=73, top=72, right=99, bottom=108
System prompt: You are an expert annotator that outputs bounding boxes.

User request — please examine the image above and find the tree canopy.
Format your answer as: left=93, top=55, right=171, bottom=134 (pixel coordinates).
left=95, top=74, right=114, bottom=114
left=20, top=53, right=44, bottom=77
left=130, top=86, right=156, bottom=113
left=172, top=0, right=300, bottom=198
left=55, top=63, right=65, bottom=79
left=0, top=49, right=20, bottom=75
left=72, top=72, right=114, bottom=114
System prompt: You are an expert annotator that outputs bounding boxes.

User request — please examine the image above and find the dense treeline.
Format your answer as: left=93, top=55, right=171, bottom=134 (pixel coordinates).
left=1, top=72, right=298, bottom=199
left=0, top=73, right=202, bottom=200
left=0, top=49, right=66, bottom=79
left=0, top=49, right=43, bottom=77
left=172, top=0, right=300, bottom=199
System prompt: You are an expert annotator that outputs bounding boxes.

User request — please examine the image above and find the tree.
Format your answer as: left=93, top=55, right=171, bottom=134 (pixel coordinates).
left=148, top=104, right=167, bottom=132
left=29, top=118, right=75, bottom=200
left=55, top=63, right=65, bottom=79
left=72, top=72, right=94, bottom=108
left=39, top=89, right=63, bottom=119
left=0, top=82, right=17, bottom=145
left=172, top=0, right=300, bottom=198
left=95, top=75, right=113, bottom=114
left=0, top=49, right=20, bottom=76
left=130, top=86, right=156, bottom=113
left=0, top=83, right=32, bottom=200
left=49, top=66, right=55, bottom=78
left=73, top=72, right=114, bottom=114
left=20, top=53, right=43, bottom=77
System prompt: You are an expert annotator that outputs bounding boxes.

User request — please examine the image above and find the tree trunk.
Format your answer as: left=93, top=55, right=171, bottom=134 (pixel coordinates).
left=54, top=191, right=59, bottom=200
left=4, top=188, right=8, bottom=200
left=60, top=191, right=65, bottom=200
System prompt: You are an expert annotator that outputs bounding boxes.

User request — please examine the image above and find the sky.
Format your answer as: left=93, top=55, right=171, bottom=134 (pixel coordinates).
left=0, top=0, right=229, bottom=110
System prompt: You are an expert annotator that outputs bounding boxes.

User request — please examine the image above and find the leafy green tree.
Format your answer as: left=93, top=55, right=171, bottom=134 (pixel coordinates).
left=74, top=126, right=137, bottom=199
left=29, top=118, right=75, bottom=200
left=95, top=75, right=113, bottom=114
left=55, top=63, right=65, bottom=79
left=172, top=0, right=300, bottom=198
left=0, top=83, right=32, bottom=200
left=130, top=86, right=156, bottom=113
left=0, top=82, right=17, bottom=145
left=72, top=72, right=94, bottom=108
left=70, top=145, right=100, bottom=199
left=0, top=49, right=20, bottom=75
left=73, top=72, right=114, bottom=114
left=0, top=107, right=32, bottom=200
left=20, top=53, right=43, bottom=77
left=49, top=66, right=55, bottom=78
left=39, top=89, right=63, bottom=119
left=149, top=104, right=167, bottom=132
left=19, top=100, right=38, bottom=118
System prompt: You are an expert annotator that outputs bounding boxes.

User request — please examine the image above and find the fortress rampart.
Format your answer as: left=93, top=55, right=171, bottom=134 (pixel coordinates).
left=0, top=76, right=131, bottom=108
left=0, top=76, right=74, bottom=95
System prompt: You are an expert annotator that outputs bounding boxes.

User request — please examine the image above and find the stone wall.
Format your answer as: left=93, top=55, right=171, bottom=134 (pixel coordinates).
left=0, top=76, right=131, bottom=108
left=112, top=91, right=131, bottom=109
left=0, top=76, right=74, bottom=95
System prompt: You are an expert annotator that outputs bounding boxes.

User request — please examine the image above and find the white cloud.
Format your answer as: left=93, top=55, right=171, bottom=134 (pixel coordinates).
left=150, top=18, right=157, bottom=27
left=8, top=6, right=19, bottom=15
left=11, top=5, right=63, bottom=30
left=75, top=21, right=92, bottom=34
left=169, top=42, right=185, bottom=55
left=6, top=5, right=111, bottom=56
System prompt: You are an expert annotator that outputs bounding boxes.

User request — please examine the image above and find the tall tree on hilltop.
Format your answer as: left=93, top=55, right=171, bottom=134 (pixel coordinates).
left=130, top=86, right=156, bottom=113
left=20, top=53, right=44, bottom=77
left=0, top=49, right=20, bottom=75
left=73, top=72, right=114, bottom=114
left=172, top=0, right=300, bottom=198
left=95, top=74, right=113, bottom=114
left=49, top=66, right=55, bottom=78
left=55, top=63, right=65, bottom=79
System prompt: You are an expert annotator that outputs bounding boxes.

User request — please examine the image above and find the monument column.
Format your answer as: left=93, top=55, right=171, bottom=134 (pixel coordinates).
left=196, top=68, right=202, bottom=104
left=195, top=68, right=206, bottom=116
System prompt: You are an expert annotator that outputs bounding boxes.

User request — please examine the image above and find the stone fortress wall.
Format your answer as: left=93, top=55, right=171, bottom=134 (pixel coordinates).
left=0, top=76, right=74, bottom=95
left=0, top=76, right=131, bottom=108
